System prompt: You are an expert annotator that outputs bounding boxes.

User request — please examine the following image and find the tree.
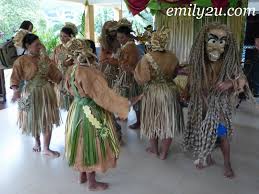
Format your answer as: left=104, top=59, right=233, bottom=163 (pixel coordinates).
left=124, top=9, right=154, bottom=35
left=94, top=7, right=114, bottom=41
left=93, top=7, right=153, bottom=42
left=35, top=18, right=59, bottom=54
left=0, top=0, right=40, bottom=42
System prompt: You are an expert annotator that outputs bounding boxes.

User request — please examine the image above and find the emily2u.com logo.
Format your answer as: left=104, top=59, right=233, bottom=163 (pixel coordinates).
left=166, top=4, right=256, bottom=19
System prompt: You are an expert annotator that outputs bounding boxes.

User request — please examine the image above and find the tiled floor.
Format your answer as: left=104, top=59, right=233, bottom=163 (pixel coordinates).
left=0, top=100, right=259, bottom=194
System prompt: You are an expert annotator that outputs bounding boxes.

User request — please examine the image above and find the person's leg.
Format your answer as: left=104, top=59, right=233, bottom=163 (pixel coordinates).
left=146, top=138, right=159, bottom=156
left=129, top=81, right=141, bottom=130
left=87, top=171, right=109, bottom=191
left=42, top=129, right=60, bottom=157
left=220, top=137, right=234, bottom=178
left=33, top=134, right=41, bottom=152
left=160, top=138, right=172, bottom=160
left=129, top=110, right=141, bottom=129
left=195, top=154, right=216, bottom=169
left=206, top=154, right=215, bottom=166
left=79, top=172, right=87, bottom=184
left=114, top=118, right=124, bottom=146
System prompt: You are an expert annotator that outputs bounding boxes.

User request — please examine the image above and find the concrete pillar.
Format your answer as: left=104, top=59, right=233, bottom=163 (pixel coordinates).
left=85, top=5, right=95, bottom=40
left=114, top=8, right=123, bottom=21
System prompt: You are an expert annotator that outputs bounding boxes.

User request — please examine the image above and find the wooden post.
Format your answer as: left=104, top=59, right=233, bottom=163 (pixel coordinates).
left=114, top=8, right=123, bottom=21
left=85, top=5, right=95, bottom=40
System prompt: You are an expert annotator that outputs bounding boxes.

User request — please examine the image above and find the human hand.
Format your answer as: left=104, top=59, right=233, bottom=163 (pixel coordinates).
left=100, top=58, right=109, bottom=65
left=11, top=90, right=21, bottom=103
left=130, top=94, right=144, bottom=106
left=216, top=80, right=233, bottom=92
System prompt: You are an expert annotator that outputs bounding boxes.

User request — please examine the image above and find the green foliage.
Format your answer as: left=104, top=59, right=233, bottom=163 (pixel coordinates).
left=0, top=0, right=153, bottom=50
left=0, top=0, right=59, bottom=54
left=94, top=7, right=114, bottom=39
left=124, top=9, right=153, bottom=35
left=93, top=7, right=153, bottom=41
left=35, top=19, right=59, bottom=54
left=0, top=0, right=40, bottom=42
left=79, top=11, right=86, bottom=38
left=37, top=30, right=59, bottom=55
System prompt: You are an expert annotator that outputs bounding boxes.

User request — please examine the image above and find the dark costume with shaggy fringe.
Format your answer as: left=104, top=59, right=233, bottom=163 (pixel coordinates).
left=184, top=23, right=252, bottom=165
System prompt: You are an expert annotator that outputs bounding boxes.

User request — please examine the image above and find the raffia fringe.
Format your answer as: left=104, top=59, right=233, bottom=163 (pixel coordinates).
left=141, top=83, right=184, bottom=139
left=18, top=82, right=60, bottom=137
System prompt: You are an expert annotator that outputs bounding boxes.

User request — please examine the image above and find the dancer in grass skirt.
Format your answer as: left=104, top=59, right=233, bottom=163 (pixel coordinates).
left=134, top=29, right=184, bottom=160
left=64, top=38, right=141, bottom=191
left=52, top=23, right=77, bottom=110
left=11, top=33, right=62, bottom=157
left=115, top=18, right=142, bottom=129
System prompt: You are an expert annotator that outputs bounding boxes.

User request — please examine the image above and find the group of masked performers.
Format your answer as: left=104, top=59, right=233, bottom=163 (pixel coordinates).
left=9, top=19, right=253, bottom=191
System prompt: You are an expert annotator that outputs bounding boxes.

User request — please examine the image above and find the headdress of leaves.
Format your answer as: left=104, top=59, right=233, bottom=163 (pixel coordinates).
left=117, top=18, right=133, bottom=30
left=64, top=38, right=97, bottom=66
left=151, top=27, right=170, bottom=51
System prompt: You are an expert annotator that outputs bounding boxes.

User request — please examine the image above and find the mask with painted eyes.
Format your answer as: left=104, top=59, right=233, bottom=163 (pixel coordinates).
left=206, top=29, right=227, bottom=62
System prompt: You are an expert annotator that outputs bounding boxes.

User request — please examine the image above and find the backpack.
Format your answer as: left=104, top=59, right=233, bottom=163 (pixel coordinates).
left=0, top=39, right=18, bottom=69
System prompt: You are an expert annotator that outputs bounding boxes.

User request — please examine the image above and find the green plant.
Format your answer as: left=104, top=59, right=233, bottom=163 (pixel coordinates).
left=80, top=11, right=86, bottom=38
left=94, top=7, right=115, bottom=40
left=38, top=30, right=59, bottom=55
left=0, top=0, right=40, bottom=41
left=34, top=18, right=60, bottom=55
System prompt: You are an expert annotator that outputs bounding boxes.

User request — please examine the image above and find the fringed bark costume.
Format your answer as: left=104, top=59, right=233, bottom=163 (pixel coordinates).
left=184, top=23, right=252, bottom=166
left=52, top=22, right=78, bottom=111
left=64, top=39, right=130, bottom=173
left=134, top=29, right=184, bottom=139
left=52, top=44, right=73, bottom=110
left=115, top=41, right=141, bottom=98
left=99, top=21, right=121, bottom=88
left=11, top=54, right=62, bottom=137
left=113, top=18, right=141, bottom=100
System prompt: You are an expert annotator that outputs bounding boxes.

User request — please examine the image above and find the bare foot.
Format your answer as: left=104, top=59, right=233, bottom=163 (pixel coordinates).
left=79, top=172, right=87, bottom=184
left=195, top=162, right=206, bottom=169
left=42, top=149, right=60, bottom=158
left=224, top=164, right=235, bottom=179
left=33, top=139, right=41, bottom=152
left=146, top=147, right=159, bottom=157
left=195, top=156, right=215, bottom=169
left=33, top=145, right=41, bottom=152
left=89, top=181, right=109, bottom=191
left=159, top=152, right=168, bottom=160
left=194, top=159, right=207, bottom=169
left=206, top=155, right=216, bottom=166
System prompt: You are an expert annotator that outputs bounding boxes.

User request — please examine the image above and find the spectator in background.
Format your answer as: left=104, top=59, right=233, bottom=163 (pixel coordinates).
left=19, top=20, right=33, bottom=32
left=244, top=36, right=259, bottom=97
left=13, top=20, right=34, bottom=56
left=12, top=21, right=34, bottom=93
